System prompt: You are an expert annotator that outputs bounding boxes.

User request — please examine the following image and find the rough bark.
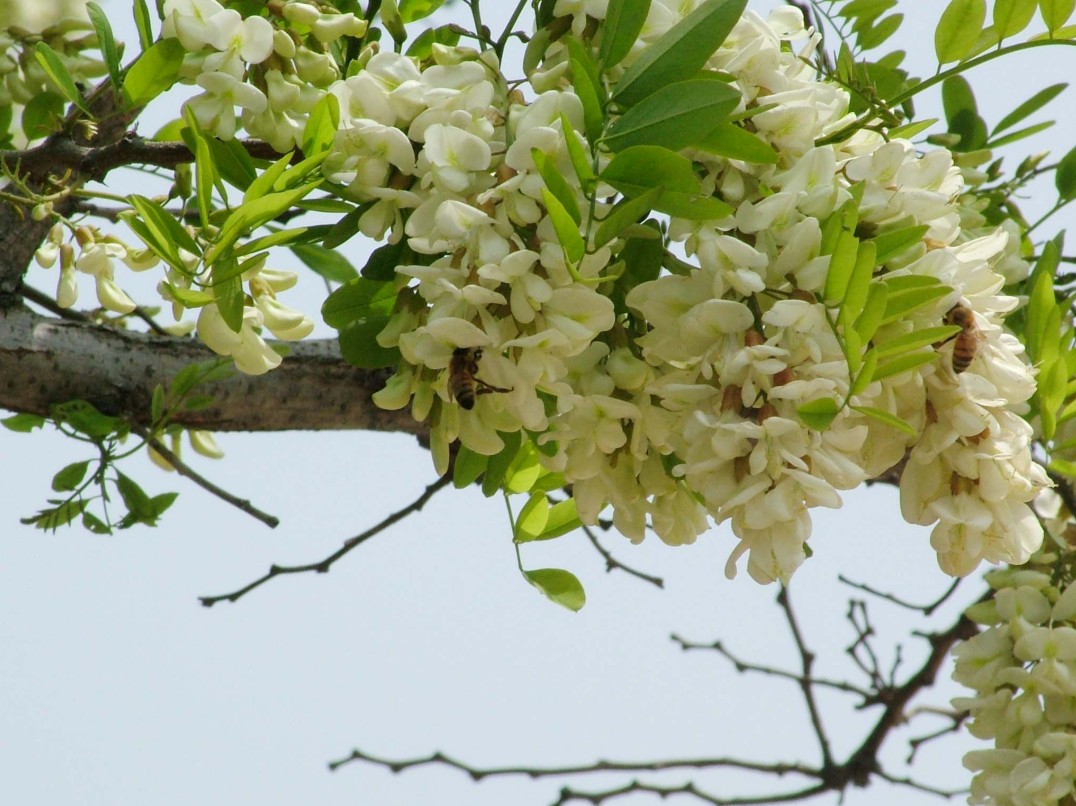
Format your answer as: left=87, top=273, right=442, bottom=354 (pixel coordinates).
left=0, top=305, right=425, bottom=436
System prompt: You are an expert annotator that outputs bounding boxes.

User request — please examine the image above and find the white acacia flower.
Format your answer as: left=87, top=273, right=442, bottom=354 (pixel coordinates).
left=196, top=304, right=282, bottom=375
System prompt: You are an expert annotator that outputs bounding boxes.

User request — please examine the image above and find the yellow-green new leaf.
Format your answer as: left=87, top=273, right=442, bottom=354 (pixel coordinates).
left=876, top=326, right=958, bottom=357
left=123, top=39, right=185, bottom=108
left=1041, top=0, right=1076, bottom=33
left=34, top=43, right=90, bottom=114
left=851, top=405, right=918, bottom=436
left=935, top=0, right=986, bottom=63
left=797, top=398, right=840, bottom=431
left=524, top=568, right=586, bottom=612
left=514, top=493, right=551, bottom=542
left=542, top=188, right=586, bottom=264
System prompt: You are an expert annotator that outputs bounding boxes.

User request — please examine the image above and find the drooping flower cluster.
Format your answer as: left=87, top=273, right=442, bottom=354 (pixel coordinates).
left=118, top=0, right=1049, bottom=582
left=953, top=557, right=1076, bottom=805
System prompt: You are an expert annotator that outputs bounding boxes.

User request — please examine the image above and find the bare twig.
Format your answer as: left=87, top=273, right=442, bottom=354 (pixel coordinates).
left=199, top=474, right=453, bottom=606
left=133, top=427, right=280, bottom=529
left=581, top=524, right=664, bottom=589
left=17, top=281, right=92, bottom=322
left=838, top=575, right=962, bottom=616
left=552, top=779, right=830, bottom=806
left=328, top=747, right=818, bottom=781
left=776, top=586, right=835, bottom=770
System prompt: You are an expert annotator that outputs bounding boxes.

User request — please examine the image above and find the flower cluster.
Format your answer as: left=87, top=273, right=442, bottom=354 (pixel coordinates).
left=38, top=0, right=1047, bottom=583
left=953, top=559, right=1076, bottom=805
left=373, top=1, right=1048, bottom=583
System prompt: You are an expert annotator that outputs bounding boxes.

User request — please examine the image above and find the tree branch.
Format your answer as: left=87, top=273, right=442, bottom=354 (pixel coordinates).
left=132, top=426, right=280, bottom=528
left=0, top=306, right=425, bottom=436
left=0, top=132, right=287, bottom=184
left=198, top=474, right=453, bottom=606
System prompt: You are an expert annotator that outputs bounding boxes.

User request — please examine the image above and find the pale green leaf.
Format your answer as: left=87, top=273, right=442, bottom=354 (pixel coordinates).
left=605, top=79, right=740, bottom=152
left=34, top=43, right=90, bottom=114
left=542, top=188, right=586, bottom=264
left=123, top=39, right=185, bottom=107
left=935, top=0, right=986, bottom=63
left=514, top=493, right=552, bottom=542
left=797, top=398, right=840, bottom=431
left=524, top=568, right=586, bottom=611
left=850, top=405, right=919, bottom=435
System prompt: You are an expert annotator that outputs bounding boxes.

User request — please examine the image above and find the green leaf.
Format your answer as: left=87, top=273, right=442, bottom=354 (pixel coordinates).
left=482, top=431, right=523, bottom=497
left=234, top=224, right=332, bottom=256
left=123, top=39, right=185, bottom=108
left=22, top=500, right=89, bottom=531
left=600, top=0, right=652, bottom=69
left=1041, top=0, right=1076, bottom=33
left=291, top=243, right=357, bottom=283
left=987, top=120, right=1054, bottom=149
left=2, top=413, right=46, bottom=433
left=873, top=224, right=929, bottom=263
left=876, top=326, right=958, bottom=357
left=993, top=0, right=1038, bottom=37
left=853, top=283, right=888, bottom=344
left=399, top=0, right=445, bottom=22
left=126, top=194, right=201, bottom=270
left=613, top=0, right=748, bottom=106
left=21, top=92, right=65, bottom=140
left=207, top=181, right=322, bottom=264
left=87, top=2, right=122, bottom=92
left=873, top=350, right=940, bottom=381
left=842, top=240, right=876, bottom=321
left=52, top=400, right=126, bottom=439
left=184, top=112, right=218, bottom=229
left=594, top=188, right=663, bottom=249
left=302, top=92, right=340, bottom=156
left=887, top=118, right=938, bottom=139
left=849, top=349, right=878, bottom=397
left=532, top=148, right=582, bottom=224
left=605, top=79, right=740, bottom=153
left=560, top=113, right=596, bottom=190
left=538, top=498, right=582, bottom=540
left=542, top=188, right=585, bottom=264
left=322, top=277, right=395, bottom=328
left=244, top=152, right=294, bottom=204
left=693, top=122, right=778, bottom=163
left=523, top=568, right=586, bottom=612
left=1039, top=356, right=1068, bottom=439
left=942, top=75, right=987, bottom=151
left=505, top=442, right=542, bottom=494
left=858, top=13, right=902, bottom=49
left=601, top=145, right=731, bottom=220
left=514, top=493, right=552, bottom=542
left=453, top=447, right=488, bottom=488
left=205, top=137, right=258, bottom=190
left=34, top=43, right=90, bottom=114
left=133, top=0, right=153, bottom=51
left=935, top=0, right=986, bottom=64
left=115, top=472, right=155, bottom=523
left=823, top=231, right=859, bottom=306
left=150, top=492, right=179, bottom=519
left=851, top=405, right=918, bottom=435
left=995, top=82, right=1065, bottom=133
left=338, top=319, right=400, bottom=369
left=797, top=398, right=840, bottom=431
left=406, top=25, right=461, bottom=59
left=52, top=461, right=91, bottom=493
left=82, top=511, right=112, bottom=535
left=880, top=285, right=952, bottom=324
left=1057, top=144, right=1076, bottom=201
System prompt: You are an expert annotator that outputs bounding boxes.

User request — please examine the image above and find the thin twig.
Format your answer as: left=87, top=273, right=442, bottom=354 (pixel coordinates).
left=553, top=779, right=830, bottom=806
left=328, top=747, right=819, bottom=780
left=777, top=586, right=834, bottom=770
left=199, top=474, right=453, bottom=606
left=17, top=282, right=91, bottom=322
left=133, top=427, right=280, bottom=529
left=581, top=524, right=664, bottom=588
left=670, top=634, right=873, bottom=700
left=838, top=575, right=962, bottom=616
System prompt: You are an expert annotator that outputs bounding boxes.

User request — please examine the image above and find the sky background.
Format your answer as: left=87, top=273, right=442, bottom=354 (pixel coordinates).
left=2, top=1, right=1075, bottom=804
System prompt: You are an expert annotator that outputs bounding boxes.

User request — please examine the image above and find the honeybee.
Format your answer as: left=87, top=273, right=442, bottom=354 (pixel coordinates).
left=448, top=347, right=512, bottom=409
left=943, top=304, right=983, bottom=374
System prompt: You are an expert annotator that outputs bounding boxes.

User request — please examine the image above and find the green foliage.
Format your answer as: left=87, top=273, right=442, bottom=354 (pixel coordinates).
left=935, top=0, right=986, bottom=64
left=612, top=0, right=747, bottom=106
left=604, top=79, right=740, bottom=153
left=122, top=39, right=185, bottom=108
left=34, top=42, right=91, bottom=114
left=322, top=277, right=400, bottom=368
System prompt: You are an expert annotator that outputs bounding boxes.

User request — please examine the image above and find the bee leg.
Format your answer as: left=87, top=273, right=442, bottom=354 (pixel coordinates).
left=475, top=378, right=513, bottom=395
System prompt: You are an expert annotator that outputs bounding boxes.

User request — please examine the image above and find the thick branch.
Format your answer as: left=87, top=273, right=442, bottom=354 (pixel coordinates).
left=0, top=133, right=286, bottom=184
left=0, top=305, right=425, bottom=435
